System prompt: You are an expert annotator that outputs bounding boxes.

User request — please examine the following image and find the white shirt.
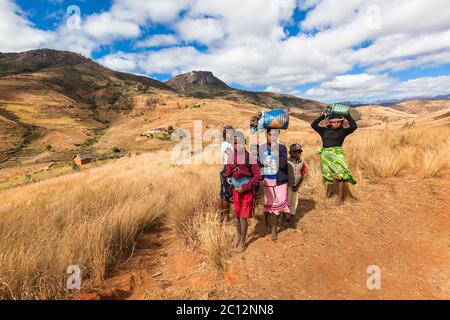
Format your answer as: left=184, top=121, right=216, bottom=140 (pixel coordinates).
left=221, top=141, right=233, bottom=165
left=261, top=149, right=279, bottom=176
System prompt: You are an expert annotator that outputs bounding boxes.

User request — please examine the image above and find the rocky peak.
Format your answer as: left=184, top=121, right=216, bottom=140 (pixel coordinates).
left=166, top=71, right=230, bottom=91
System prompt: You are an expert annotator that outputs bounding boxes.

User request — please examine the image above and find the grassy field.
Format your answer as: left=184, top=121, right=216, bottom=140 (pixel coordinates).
left=2, top=104, right=79, bottom=126
left=0, top=124, right=449, bottom=299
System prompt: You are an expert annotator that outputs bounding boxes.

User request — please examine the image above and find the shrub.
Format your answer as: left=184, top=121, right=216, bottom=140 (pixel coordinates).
left=71, top=162, right=80, bottom=172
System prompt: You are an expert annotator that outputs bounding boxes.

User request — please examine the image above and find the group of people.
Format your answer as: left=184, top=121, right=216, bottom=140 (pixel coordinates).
left=218, top=111, right=358, bottom=253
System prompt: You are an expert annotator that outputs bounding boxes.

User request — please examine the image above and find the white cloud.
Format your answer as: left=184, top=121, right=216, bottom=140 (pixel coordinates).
left=135, top=34, right=179, bottom=48
left=304, top=74, right=450, bottom=102
left=108, top=0, right=190, bottom=24
left=0, top=0, right=52, bottom=52
left=0, top=0, right=191, bottom=56
left=98, top=52, right=138, bottom=73
left=83, top=12, right=141, bottom=41
left=101, top=0, right=450, bottom=90
left=138, top=46, right=205, bottom=75
left=353, top=30, right=450, bottom=72
left=1, top=0, right=450, bottom=101
left=175, top=18, right=225, bottom=45
left=394, top=75, right=450, bottom=98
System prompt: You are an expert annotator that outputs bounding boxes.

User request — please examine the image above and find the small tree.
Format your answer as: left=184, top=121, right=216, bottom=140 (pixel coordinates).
left=112, top=146, right=121, bottom=153
left=45, top=144, right=52, bottom=151
left=88, top=96, right=97, bottom=111
left=71, top=162, right=80, bottom=172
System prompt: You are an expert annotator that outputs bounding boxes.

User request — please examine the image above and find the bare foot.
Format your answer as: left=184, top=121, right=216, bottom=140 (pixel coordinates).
left=271, top=229, right=278, bottom=241
left=234, top=243, right=247, bottom=253
left=336, top=199, right=344, bottom=206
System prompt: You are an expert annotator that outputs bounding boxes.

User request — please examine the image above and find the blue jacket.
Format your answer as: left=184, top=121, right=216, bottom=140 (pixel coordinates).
left=259, top=143, right=289, bottom=186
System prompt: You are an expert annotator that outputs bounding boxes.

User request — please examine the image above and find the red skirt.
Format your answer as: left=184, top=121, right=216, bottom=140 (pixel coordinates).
left=232, top=189, right=254, bottom=219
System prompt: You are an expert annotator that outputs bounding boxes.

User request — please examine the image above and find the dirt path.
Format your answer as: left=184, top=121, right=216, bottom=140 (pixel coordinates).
left=73, top=176, right=450, bottom=300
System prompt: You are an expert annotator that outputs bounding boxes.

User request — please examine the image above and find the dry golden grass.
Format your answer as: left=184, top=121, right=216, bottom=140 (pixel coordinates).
left=2, top=104, right=78, bottom=126
left=0, top=151, right=220, bottom=299
left=164, top=152, right=232, bottom=271
left=0, top=124, right=448, bottom=300
left=197, top=211, right=233, bottom=272
left=422, top=148, right=449, bottom=178
left=347, top=125, right=450, bottom=179
left=288, top=124, right=449, bottom=200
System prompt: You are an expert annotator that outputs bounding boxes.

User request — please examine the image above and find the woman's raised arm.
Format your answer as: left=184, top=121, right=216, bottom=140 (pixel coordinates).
left=311, top=114, right=326, bottom=133
left=344, top=113, right=357, bottom=134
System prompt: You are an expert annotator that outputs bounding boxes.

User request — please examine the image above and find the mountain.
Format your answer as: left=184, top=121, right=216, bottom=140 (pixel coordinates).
left=0, top=49, right=172, bottom=95
left=165, top=71, right=324, bottom=111
left=429, top=94, right=450, bottom=100
left=166, top=71, right=230, bottom=93
left=1, top=48, right=449, bottom=187
left=0, top=49, right=175, bottom=165
left=0, top=49, right=323, bottom=170
left=352, top=95, right=450, bottom=107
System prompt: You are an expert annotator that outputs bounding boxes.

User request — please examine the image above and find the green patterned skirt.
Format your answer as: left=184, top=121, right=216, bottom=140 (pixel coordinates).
left=318, top=147, right=357, bottom=185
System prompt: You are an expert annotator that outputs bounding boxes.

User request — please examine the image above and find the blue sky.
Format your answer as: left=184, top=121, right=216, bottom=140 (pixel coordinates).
left=2, top=0, right=450, bottom=102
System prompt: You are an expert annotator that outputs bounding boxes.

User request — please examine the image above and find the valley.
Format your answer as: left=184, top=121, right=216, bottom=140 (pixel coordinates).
left=0, top=49, right=449, bottom=300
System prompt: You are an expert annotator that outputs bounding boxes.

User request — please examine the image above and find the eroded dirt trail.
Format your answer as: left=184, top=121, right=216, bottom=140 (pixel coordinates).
left=73, top=176, right=450, bottom=300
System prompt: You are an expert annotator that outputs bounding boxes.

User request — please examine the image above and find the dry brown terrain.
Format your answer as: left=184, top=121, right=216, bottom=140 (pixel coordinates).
left=358, top=100, right=450, bottom=128
left=75, top=175, right=449, bottom=300
left=1, top=51, right=450, bottom=300
left=68, top=123, right=450, bottom=301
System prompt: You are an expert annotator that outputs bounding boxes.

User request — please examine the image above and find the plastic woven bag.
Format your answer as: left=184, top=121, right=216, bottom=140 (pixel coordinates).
left=325, top=103, right=350, bottom=118
left=263, top=109, right=289, bottom=130
left=250, top=109, right=289, bottom=134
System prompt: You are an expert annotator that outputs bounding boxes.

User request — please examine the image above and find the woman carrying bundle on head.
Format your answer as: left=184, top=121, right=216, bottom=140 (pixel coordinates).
left=260, top=129, right=290, bottom=240
left=311, top=104, right=358, bottom=206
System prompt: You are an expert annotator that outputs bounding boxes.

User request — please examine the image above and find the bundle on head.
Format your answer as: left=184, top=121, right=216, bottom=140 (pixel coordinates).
left=325, top=103, right=350, bottom=119
left=249, top=111, right=263, bottom=134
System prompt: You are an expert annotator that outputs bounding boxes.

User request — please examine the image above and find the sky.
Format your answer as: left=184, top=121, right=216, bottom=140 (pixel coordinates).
left=1, top=0, right=450, bottom=103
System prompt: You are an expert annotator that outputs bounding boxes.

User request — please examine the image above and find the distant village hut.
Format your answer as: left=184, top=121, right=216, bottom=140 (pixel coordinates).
left=72, top=153, right=96, bottom=166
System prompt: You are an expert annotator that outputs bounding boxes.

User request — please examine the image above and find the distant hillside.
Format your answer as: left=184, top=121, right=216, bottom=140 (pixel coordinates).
left=166, top=71, right=324, bottom=111
left=0, top=49, right=176, bottom=166
left=340, top=94, right=450, bottom=108
left=1, top=49, right=448, bottom=183
left=0, top=49, right=172, bottom=97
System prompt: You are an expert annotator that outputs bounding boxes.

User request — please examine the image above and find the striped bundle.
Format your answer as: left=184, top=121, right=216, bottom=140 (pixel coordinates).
left=325, top=103, right=350, bottom=118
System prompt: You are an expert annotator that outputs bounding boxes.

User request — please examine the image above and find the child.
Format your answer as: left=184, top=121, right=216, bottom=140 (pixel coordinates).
left=287, top=144, right=307, bottom=223
left=224, top=131, right=262, bottom=253
left=218, top=125, right=235, bottom=223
